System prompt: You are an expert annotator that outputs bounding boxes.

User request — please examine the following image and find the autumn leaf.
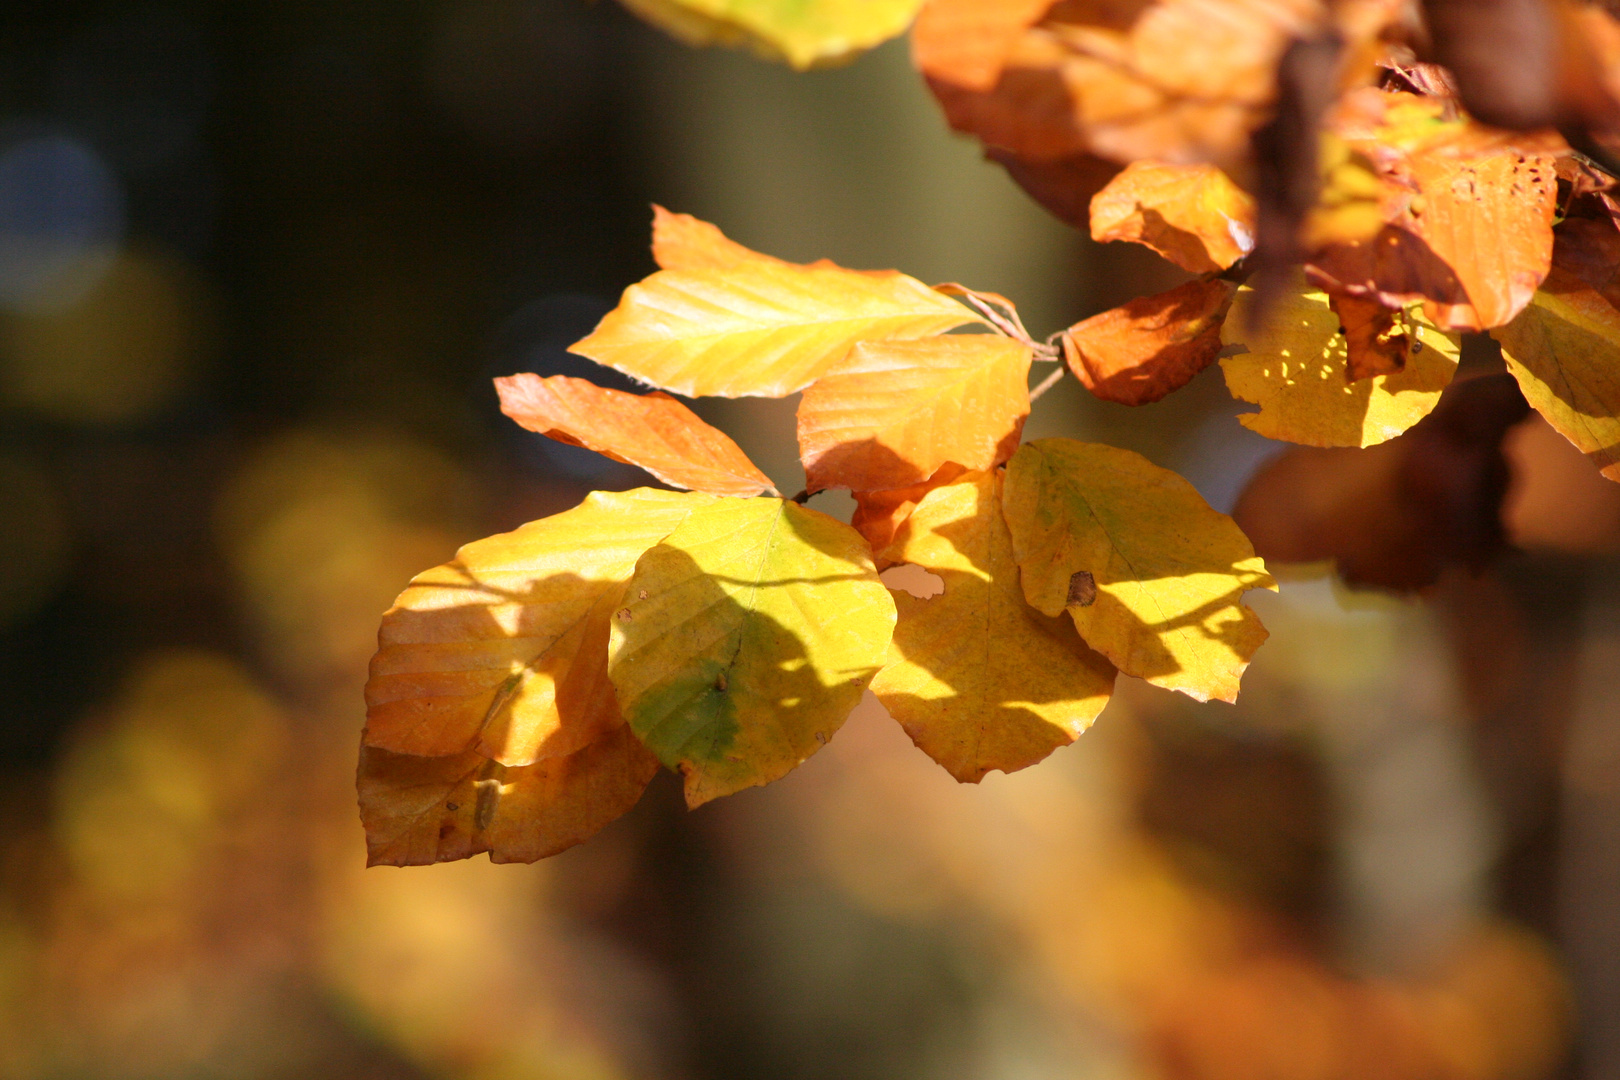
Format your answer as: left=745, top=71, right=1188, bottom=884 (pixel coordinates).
left=608, top=497, right=895, bottom=806
left=1552, top=215, right=1620, bottom=312
left=364, top=488, right=710, bottom=765
left=1002, top=438, right=1275, bottom=703
left=1310, top=91, right=1561, bottom=331
left=651, top=204, right=765, bottom=272
left=869, top=471, right=1116, bottom=782
left=571, top=214, right=980, bottom=398
left=1494, top=269, right=1620, bottom=481
left=496, top=373, right=777, bottom=498
left=850, top=462, right=969, bottom=564
left=1220, top=279, right=1461, bottom=448
left=358, top=723, right=659, bottom=866
left=1090, top=161, right=1256, bottom=273
left=1331, top=294, right=1409, bottom=381
left=617, top=0, right=924, bottom=69
left=910, top=0, right=1056, bottom=93
left=796, top=334, right=1031, bottom=492
left=1061, top=278, right=1236, bottom=406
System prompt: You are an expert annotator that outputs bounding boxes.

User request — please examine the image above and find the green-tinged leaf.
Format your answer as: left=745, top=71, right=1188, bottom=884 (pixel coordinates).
left=1495, top=269, right=1620, bottom=481
left=358, top=724, right=659, bottom=866
left=618, top=0, right=923, bottom=69
left=870, top=471, right=1116, bottom=782
left=365, top=488, right=712, bottom=765
left=608, top=497, right=895, bottom=806
left=570, top=213, right=979, bottom=398
left=1002, top=438, right=1275, bottom=704
left=1220, top=280, right=1460, bottom=448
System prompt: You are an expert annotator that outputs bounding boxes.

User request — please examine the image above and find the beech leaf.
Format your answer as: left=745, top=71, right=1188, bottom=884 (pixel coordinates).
left=1494, top=269, right=1620, bottom=482
left=850, top=462, right=970, bottom=565
left=608, top=497, right=895, bottom=806
left=870, top=471, right=1116, bottom=782
left=796, top=334, right=1031, bottom=492
left=651, top=204, right=766, bottom=272
left=364, top=488, right=711, bottom=764
left=1090, top=161, right=1257, bottom=274
left=358, top=724, right=659, bottom=866
left=571, top=214, right=980, bottom=398
left=617, top=0, right=925, bottom=69
left=1220, top=279, right=1461, bottom=448
left=1002, top=438, right=1275, bottom=704
left=495, top=373, right=777, bottom=498
left=1062, top=278, right=1236, bottom=406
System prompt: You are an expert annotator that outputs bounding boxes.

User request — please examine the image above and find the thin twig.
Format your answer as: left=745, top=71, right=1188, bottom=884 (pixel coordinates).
left=1029, top=365, right=1066, bottom=402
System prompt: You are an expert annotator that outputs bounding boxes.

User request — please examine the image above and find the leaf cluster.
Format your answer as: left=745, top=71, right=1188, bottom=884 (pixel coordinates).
left=360, top=0, right=1620, bottom=864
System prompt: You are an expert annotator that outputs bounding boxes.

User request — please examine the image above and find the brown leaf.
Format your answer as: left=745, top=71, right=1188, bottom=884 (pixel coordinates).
left=1232, top=373, right=1530, bottom=590
left=1551, top=215, right=1620, bottom=310
left=495, top=373, right=777, bottom=498
left=1422, top=0, right=1563, bottom=131
left=985, top=148, right=1122, bottom=229
left=1061, top=278, right=1236, bottom=405
left=1090, top=161, right=1256, bottom=272
left=1331, top=293, right=1409, bottom=380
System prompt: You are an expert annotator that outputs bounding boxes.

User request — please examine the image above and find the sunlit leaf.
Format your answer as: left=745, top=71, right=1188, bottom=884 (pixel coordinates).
left=1220, top=279, right=1461, bottom=448
left=1002, top=438, right=1275, bottom=703
left=496, top=373, right=777, bottom=498
left=797, top=335, right=1031, bottom=492
left=1061, top=278, right=1236, bottom=406
left=571, top=214, right=980, bottom=398
left=358, top=724, right=659, bottom=866
left=609, top=497, right=895, bottom=806
left=1090, top=161, right=1256, bottom=273
left=1494, top=269, right=1620, bottom=481
left=850, top=462, right=969, bottom=565
left=1311, top=91, right=1561, bottom=331
left=870, top=471, right=1116, bottom=782
left=617, top=0, right=924, bottom=69
left=365, top=488, right=711, bottom=764
left=651, top=204, right=767, bottom=272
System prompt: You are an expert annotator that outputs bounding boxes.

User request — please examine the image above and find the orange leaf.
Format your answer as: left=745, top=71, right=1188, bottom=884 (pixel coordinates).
left=1090, top=161, right=1256, bottom=273
left=911, top=0, right=1056, bottom=93
left=1310, top=91, right=1561, bottom=331
left=358, top=724, right=659, bottom=866
left=796, top=335, right=1031, bottom=492
left=1330, top=294, right=1408, bottom=381
left=571, top=214, right=978, bottom=398
left=850, top=463, right=969, bottom=565
left=495, top=373, right=776, bottom=498
left=1061, top=278, right=1236, bottom=406
left=650, top=204, right=767, bottom=272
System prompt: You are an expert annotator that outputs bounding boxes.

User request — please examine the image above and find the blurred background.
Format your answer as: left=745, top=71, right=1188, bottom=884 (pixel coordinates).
left=0, top=3, right=1613, bottom=1078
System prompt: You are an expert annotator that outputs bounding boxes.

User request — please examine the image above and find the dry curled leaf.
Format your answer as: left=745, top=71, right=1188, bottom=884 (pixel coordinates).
left=870, top=471, right=1116, bottom=783
left=1062, top=278, right=1237, bottom=406
left=1091, top=161, right=1257, bottom=273
left=797, top=334, right=1031, bottom=492
left=1331, top=293, right=1409, bottom=381
left=496, top=373, right=777, bottom=498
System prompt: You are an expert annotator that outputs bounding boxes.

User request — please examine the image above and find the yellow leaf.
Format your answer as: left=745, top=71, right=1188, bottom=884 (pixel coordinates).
left=570, top=214, right=979, bottom=398
left=608, top=497, right=895, bottom=806
left=496, top=373, right=778, bottom=498
left=1495, top=270, right=1620, bottom=482
left=796, top=334, right=1031, bottom=492
left=870, top=471, right=1116, bottom=782
left=1002, top=438, right=1275, bottom=704
left=1089, top=161, right=1256, bottom=274
left=365, top=488, right=711, bottom=765
left=617, top=0, right=924, bottom=69
left=1220, top=279, right=1460, bottom=448
left=358, top=724, right=659, bottom=866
